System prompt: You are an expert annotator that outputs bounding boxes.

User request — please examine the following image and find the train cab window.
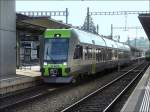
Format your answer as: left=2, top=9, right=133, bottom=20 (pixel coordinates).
left=73, top=45, right=83, bottom=59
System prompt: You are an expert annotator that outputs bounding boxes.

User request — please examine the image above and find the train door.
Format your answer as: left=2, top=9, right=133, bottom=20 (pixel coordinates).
left=91, top=40, right=96, bottom=74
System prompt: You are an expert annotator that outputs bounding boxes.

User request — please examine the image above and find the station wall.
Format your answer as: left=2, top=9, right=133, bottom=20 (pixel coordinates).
left=0, top=0, right=16, bottom=76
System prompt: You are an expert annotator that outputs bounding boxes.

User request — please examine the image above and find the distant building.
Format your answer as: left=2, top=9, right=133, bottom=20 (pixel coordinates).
left=126, top=37, right=150, bottom=51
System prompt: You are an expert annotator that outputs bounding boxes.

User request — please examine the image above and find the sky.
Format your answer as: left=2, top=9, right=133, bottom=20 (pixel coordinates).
left=16, top=0, right=149, bottom=42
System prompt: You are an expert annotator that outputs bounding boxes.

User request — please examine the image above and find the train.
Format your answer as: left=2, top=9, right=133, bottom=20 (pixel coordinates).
left=40, top=28, right=142, bottom=83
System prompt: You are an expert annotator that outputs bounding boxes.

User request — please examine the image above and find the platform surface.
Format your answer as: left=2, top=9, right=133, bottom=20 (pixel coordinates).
left=0, top=66, right=41, bottom=88
left=0, top=66, right=41, bottom=95
left=121, top=66, right=150, bottom=112
left=0, top=66, right=40, bottom=79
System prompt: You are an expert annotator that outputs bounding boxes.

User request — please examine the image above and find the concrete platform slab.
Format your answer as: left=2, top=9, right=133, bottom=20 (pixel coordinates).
left=0, top=68, right=41, bottom=95
left=121, top=66, right=150, bottom=112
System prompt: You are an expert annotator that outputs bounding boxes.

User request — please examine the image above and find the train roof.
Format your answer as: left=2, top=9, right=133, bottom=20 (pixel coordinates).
left=72, top=28, right=130, bottom=51
left=44, top=28, right=130, bottom=51
left=124, top=45, right=130, bottom=51
left=102, top=38, right=118, bottom=48
left=73, top=28, right=106, bottom=47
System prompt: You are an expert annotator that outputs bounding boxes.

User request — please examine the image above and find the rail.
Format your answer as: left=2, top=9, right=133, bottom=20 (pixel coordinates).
left=61, top=62, right=149, bottom=112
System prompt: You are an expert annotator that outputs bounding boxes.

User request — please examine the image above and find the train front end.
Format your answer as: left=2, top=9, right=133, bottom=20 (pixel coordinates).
left=41, top=29, right=72, bottom=83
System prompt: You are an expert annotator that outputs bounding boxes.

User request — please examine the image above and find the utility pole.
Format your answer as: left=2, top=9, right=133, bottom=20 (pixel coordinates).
left=135, top=27, right=138, bottom=47
left=87, top=7, right=90, bottom=32
left=97, top=24, right=99, bottom=34
left=111, top=24, right=113, bottom=38
left=124, top=13, right=128, bottom=31
left=66, top=8, right=68, bottom=24
left=128, top=37, right=130, bottom=45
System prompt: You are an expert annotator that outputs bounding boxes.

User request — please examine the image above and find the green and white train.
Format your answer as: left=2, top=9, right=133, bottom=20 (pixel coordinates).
left=40, top=28, right=139, bottom=83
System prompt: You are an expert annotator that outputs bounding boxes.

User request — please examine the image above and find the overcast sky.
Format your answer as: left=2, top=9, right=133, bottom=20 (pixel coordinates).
left=16, top=0, right=149, bottom=42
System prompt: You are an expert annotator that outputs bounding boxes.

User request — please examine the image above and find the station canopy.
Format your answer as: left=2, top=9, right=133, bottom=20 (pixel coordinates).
left=17, top=14, right=46, bottom=34
left=21, top=18, right=72, bottom=29
left=16, top=14, right=72, bottom=34
left=139, top=14, right=150, bottom=40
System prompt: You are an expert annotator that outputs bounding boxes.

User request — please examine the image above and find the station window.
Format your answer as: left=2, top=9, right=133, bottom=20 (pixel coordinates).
left=73, top=45, right=83, bottom=59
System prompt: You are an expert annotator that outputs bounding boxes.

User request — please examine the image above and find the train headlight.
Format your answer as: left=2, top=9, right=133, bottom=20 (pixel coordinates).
left=44, top=62, right=48, bottom=65
left=63, top=62, right=67, bottom=66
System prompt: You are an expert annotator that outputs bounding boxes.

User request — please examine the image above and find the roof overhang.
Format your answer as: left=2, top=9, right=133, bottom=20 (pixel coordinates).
left=17, top=14, right=46, bottom=34
left=16, top=14, right=73, bottom=35
left=17, top=21, right=46, bottom=34
left=21, top=18, right=72, bottom=29
left=139, top=14, right=150, bottom=40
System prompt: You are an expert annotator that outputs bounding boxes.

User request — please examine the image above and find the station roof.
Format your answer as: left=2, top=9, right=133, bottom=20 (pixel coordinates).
left=17, top=14, right=46, bottom=34
left=16, top=14, right=72, bottom=34
left=139, top=14, right=150, bottom=40
left=17, top=20, right=46, bottom=34
left=22, top=18, right=72, bottom=29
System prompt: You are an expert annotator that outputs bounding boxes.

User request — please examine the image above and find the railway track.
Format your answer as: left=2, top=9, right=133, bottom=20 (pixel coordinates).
left=0, top=84, right=64, bottom=110
left=61, top=62, right=149, bottom=112
left=0, top=61, right=147, bottom=112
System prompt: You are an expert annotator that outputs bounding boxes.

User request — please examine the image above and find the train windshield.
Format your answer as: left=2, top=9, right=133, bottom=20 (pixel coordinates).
left=44, top=38, right=69, bottom=63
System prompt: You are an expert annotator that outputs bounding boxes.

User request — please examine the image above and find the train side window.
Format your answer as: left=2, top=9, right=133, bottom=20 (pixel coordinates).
left=85, top=46, right=88, bottom=60
left=101, top=48, right=104, bottom=61
left=103, top=49, right=106, bottom=61
left=88, top=48, right=92, bottom=59
left=96, top=49, right=99, bottom=61
left=73, top=45, right=83, bottom=59
left=99, top=49, right=102, bottom=61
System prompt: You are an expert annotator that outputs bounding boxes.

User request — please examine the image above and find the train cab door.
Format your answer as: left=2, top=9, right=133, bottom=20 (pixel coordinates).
left=73, top=45, right=83, bottom=66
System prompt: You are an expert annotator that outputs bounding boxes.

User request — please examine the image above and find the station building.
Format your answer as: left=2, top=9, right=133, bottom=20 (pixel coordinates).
left=16, top=14, right=71, bottom=69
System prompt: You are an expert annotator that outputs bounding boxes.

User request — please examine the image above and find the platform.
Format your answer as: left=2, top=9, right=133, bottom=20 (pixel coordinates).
left=0, top=66, right=41, bottom=95
left=121, top=66, right=150, bottom=112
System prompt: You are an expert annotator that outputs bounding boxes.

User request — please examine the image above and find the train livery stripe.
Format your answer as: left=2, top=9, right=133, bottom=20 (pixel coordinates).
left=44, top=67, right=49, bottom=76
left=43, top=64, right=68, bottom=77
left=92, top=63, right=96, bottom=74
left=44, top=29, right=71, bottom=38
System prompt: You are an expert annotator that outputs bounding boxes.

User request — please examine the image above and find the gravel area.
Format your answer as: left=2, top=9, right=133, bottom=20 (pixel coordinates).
left=2, top=63, right=141, bottom=112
